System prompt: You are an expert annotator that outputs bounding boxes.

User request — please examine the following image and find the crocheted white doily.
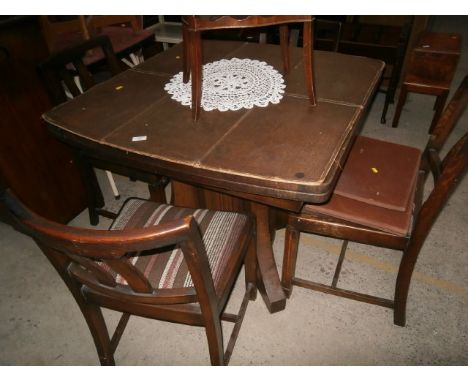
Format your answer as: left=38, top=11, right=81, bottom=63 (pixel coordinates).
left=164, top=58, right=286, bottom=112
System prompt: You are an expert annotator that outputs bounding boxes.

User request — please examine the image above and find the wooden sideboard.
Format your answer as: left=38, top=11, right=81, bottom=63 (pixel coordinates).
left=0, top=16, right=87, bottom=223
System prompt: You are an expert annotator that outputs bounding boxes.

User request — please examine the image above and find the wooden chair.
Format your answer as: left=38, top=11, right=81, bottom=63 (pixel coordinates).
left=38, top=35, right=122, bottom=104
left=39, top=16, right=155, bottom=68
left=0, top=190, right=257, bottom=365
left=392, top=32, right=461, bottom=132
left=336, top=16, right=414, bottom=125
left=281, top=76, right=468, bottom=326
left=38, top=35, right=169, bottom=225
left=182, top=16, right=317, bottom=121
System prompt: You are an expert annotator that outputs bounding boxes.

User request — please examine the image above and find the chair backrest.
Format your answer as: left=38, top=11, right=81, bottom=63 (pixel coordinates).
left=408, top=131, right=467, bottom=258
left=40, top=16, right=143, bottom=53
left=182, top=15, right=313, bottom=31
left=424, top=76, right=468, bottom=180
left=86, top=16, right=143, bottom=33
left=0, top=190, right=217, bottom=307
left=410, top=76, right=467, bottom=251
left=39, top=16, right=89, bottom=53
left=38, top=35, right=122, bottom=105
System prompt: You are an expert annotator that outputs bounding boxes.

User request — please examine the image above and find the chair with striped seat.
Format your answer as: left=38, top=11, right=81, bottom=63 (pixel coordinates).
left=1, top=193, right=257, bottom=365
left=281, top=76, right=468, bottom=326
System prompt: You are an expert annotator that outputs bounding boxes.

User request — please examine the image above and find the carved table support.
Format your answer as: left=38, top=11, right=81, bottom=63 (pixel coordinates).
left=172, top=180, right=287, bottom=313
left=249, top=202, right=286, bottom=313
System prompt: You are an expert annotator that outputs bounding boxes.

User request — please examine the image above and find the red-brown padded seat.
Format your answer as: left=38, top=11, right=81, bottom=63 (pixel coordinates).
left=303, top=135, right=423, bottom=236
left=303, top=181, right=416, bottom=236
left=106, top=198, right=249, bottom=291
left=334, top=136, right=421, bottom=211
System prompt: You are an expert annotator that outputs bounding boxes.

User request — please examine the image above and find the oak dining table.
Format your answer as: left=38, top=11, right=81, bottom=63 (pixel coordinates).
left=43, top=39, right=384, bottom=313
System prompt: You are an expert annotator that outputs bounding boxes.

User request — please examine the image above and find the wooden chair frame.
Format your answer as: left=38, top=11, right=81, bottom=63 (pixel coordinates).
left=1, top=191, right=257, bottom=365
left=39, top=16, right=153, bottom=68
left=282, top=76, right=468, bottom=327
left=38, top=35, right=122, bottom=105
left=181, top=16, right=317, bottom=121
left=38, top=35, right=169, bottom=225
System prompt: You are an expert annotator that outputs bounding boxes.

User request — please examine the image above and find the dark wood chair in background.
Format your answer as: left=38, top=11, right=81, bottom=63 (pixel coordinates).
left=314, top=16, right=414, bottom=125
left=392, top=32, right=461, bottom=132
left=282, top=76, right=468, bottom=327
left=181, top=16, right=317, bottom=121
left=38, top=35, right=169, bottom=225
left=38, top=35, right=122, bottom=104
left=1, top=190, right=257, bottom=365
left=39, top=16, right=155, bottom=68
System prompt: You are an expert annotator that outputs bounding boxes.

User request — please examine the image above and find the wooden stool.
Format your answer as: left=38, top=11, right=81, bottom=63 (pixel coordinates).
left=392, top=32, right=461, bottom=132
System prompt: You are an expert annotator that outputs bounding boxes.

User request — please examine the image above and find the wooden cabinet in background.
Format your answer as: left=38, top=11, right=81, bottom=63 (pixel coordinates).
left=0, top=16, right=87, bottom=223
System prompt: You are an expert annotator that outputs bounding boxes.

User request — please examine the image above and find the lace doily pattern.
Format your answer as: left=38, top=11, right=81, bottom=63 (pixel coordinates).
left=164, top=58, right=286, bottom=112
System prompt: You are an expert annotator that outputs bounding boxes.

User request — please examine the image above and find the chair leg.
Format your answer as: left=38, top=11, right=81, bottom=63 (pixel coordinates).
left=381, top=81, right=397, bottom=124
left=182, top=25, right=190, bottom=83
left=281, top=224, right=300, bottom=298
left=73, top=152, right=105, bottom=226
left=40, top=245, right=115, bottom=364
left=381, top=94, right=391, bottom=124
left=381, top=62, right=398, bottom=124
left=279, top=25, right=290, bottom=75
left=429, top=91, right=449, bottom=134
left=433, top=96, right=439, bottom=110
left=302, top=21, right=317, bottom=106
left=105, top=171, right=120, bottom=200
left=82, top=302, right=115, bottom=365
left=331, top=240, right=348, bottom=288
left=204, top=316, right=225, bottom=365
left=147, top=175, right=169, bottom=203
left=392, top=84, right=408, bottom=128
left=189, top=30, right=202, bottom=121
left=394, top=246, right=421, bottom=327
left=244, top=234, right=258, bottom=300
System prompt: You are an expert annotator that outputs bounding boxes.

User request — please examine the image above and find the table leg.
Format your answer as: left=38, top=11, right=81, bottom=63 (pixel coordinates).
left=250, top=202, right=286, bottom=313
left=74, top=151, right=105, bottom=226
left=148, top=175, right=170, bottom=204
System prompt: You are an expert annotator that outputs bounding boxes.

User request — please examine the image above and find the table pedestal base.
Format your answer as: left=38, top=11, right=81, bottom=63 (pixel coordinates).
left=171, top=180, right=287, bottom=313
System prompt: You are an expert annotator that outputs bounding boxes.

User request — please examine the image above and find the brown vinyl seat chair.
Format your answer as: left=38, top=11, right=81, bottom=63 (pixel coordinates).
left=39, top=16, right=155, bottom=68
left=182, top=16, right=317, bottom=121
left=38, top=35, right=169, bottom=226
left=281, top=76, right=468, bottom=327
left=1, top=191, right=257, bottom=365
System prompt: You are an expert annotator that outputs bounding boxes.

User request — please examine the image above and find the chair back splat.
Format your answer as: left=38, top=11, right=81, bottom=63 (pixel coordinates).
left=39, top=15, right=153, bottom=68
left=38, top=35, right=122, bottom=105
left=1, top=192, right=257, bottom=365
left=281, top=75, right=468, bottom=327
left=424, top=76, right=468, bottom=179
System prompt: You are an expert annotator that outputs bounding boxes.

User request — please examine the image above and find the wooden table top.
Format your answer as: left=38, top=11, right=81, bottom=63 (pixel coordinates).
left=44, top=40, right=384, bottom=203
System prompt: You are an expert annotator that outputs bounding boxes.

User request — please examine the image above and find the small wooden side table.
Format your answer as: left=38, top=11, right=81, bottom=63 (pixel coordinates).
left=392, top=32, right=461, bottom=132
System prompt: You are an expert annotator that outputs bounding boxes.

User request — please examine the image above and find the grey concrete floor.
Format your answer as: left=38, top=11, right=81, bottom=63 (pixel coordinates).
left=0, top=16, right=467, bottom=366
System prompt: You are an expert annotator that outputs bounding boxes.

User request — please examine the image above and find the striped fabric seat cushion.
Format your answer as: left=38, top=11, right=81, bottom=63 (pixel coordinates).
left=106, top=198, right=249, bottom=290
